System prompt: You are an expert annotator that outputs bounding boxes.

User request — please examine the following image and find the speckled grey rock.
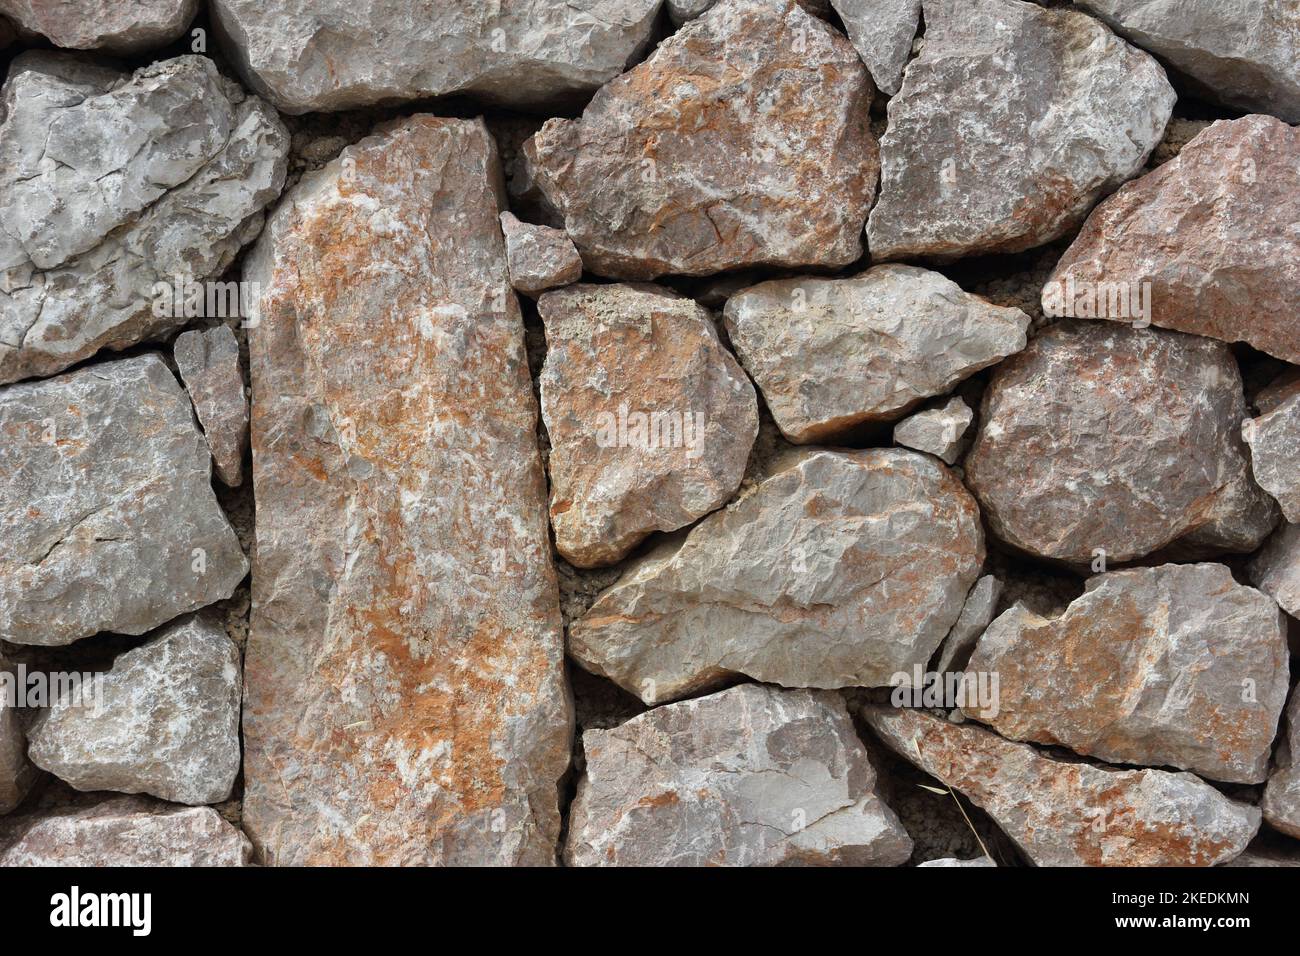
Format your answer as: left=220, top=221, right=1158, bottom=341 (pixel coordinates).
left=0, top=795, right=252, bottom=866
left=918, top=856, right=995, bottom=867
left=933, top=574, right=1002, bottom=675
left=0, top=0, right=197, bottom=53
left=965, top=321, right=1277, bottom=565
left=174, top=326, right=248, bottom=488
left=570, top=448, right=984, bottom=704
left=1250, top=523, right=1300, bottom=618
left=867, top=0, right=1174, bottom=260
left=668, top=0, right=829, bottom=24
left=831, top=0, right=922, bottom=95
left=965, top=563, right=1289, bottom=784
left=893, top=396, right=974, bottom=465
left=209, top=0, right=663, bottom=114
left=1262, top=686, right=1300, bottom=839
left=864, top=706, right=1261, bottom=866
left=0, top=653, right=38, bottom=815
left=0, top=53, right=288, bottom=385
left=0, top=353, right=248, bottom=646
left=27, top=616, right=242, bottom=805
left=566, top=684, right=913, bottom=866
left=723, top=266, right=1028, bottom=443
left=1246, top=387, right=1300, bottom=522
left=528, top=0, right=877, bottom=279
left=1074, top=0, right=1300, bottom=122
left=500, top=212, right=583, bottom=296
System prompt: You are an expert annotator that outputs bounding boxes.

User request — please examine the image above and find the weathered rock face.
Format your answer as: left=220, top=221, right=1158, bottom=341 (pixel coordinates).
left=538, top=283, right=758, bottom=568
left=668, top=0, right=829, bottom=24
left=723, top=266, right=1028, bottom=443
left=965, top=321, right=1277, bottom=565
left=0, top=0, right=197, bottom=53
left=0, top=353, right=248, bottom=646
left=966, top=564, right=1289, bottom=784
left=1075, top=0, right=1300, bottom=122
left=1250, top=523, right=1300, bottom=618
left=242, top=116, right=571, bottom=866
left=529, top=0, right=878, bottom=279
left=0, top=796, right=252, bottom=866
left=1246, top=387, right=1300, bottom=522
left=918, top=856, right=996, bottom=867
left=567, top=684, right=913, bottom=866
left=209, top=0, right=662, bottom=114
left=867, top=0, right=1174, bottom=261
left=1047, top=116, right=1300, bottom=364
left=1262, top=687, right=1300, bottom=839
left=27, top=616, right=242, bottom=805
left=174, top=326, right=249, bottom=488
left=0, top=654, right=38, bottom=814
left=830, top=0, right=921, bottom=95
left=0, top=53, right=289, bottom=386
left=499, top=212, right=583, bottom=296
left=863, top=707, right=1261, bottom=866
left=893, top=396, right=974, bottom=465
left=933, top=574, right=1001, bottom=675
left=570, top=448, right=984, bottom=704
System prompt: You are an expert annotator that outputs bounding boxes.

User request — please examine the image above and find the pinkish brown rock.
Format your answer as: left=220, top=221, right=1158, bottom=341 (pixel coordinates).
left=1263, top=685, right=1300, bottom=839
left=1250, top=523, right=1300, bottom=619
left=538, top=283, right=757, bottom=568
left=1245, top=385, right=1300, bottom=522
left=863, top=706, right=1261, bottom=866
left=1047, top=115, right=1300, bottom=364
left=499, top=211, right=582, bottom=295
left=174, top=325, right=248, bottom=487
left=529, top=0, right=877, bottom=279
left=965, top=563, right=1289, bottom=784
left=0, top=0, right=197, bottom=53
left=241, top=116, right=571, bottom=866
left=965, top=321, right=1277, bottom=565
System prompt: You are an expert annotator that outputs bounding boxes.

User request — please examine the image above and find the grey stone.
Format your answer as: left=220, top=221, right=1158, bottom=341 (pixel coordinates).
left=864, top=706, right=1261, bottom=866
left=174, top=326, right=248, bottom=488
left=566, top=683, right=913, bottom=866
left=27, top=616, right=242, bottom=805
left=867, top=0, right=1174, bottom=260
left=965, top=321, right=1277, bottom=565
left=570, top=448, right=984, bottom=704
left=0, top=795, right=251, bottom=866
left=1250, top=523, right=1300, bottom=619
left=668, top=0, right=830, bottom=24
left=1075, top=0, right=1300, bottom=122
left=831, top=0, right=922, bottom=95
left=893, top=395, right=974, bottom=465
left=210, top=0, right=663, bottom=114
left=1246, top=388, right=1300, bottom=522
left=723, top=265, right=1028, bottom=443
left=1262, top=686, right=1300, bottom=839
left=933, top=574, right=1002, bottom=675
left=500, top=212, right=583, bottom=296
left=0, top=653, right=38, bottom=815
left=0, top=0, right=197, bottom=53
left=0, top=353, right=249, bottom=646
left=918, top=856, right=995, bottom=867
left=0, top=53, right=288, bottom=385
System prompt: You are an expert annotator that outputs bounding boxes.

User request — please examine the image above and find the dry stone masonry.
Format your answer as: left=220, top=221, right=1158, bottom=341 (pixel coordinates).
left=0, top=0, right=1296, bottom=870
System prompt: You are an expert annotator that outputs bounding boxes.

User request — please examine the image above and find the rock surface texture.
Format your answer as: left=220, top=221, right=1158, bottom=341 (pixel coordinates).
left=500, top=211, right=583, bottom=295
left=0, top=353, right=248, bottom=646
left=1262, top=686, right=1300, bottom=839
left=864, top=707, right=1261, bottom=866
left=831, top=0, right=921, bottom=95
left=567, top=684, right=913, bottom=866
left=539, top=282, right=758, bottom=567
left=528, top=0, right=878, bottom=279
left=893, top=396, right=974, bottom=465
left=1245, top=386, right=1300, bottom=522
left=570, top=448, right=984, bottom=704
left=27, top=615, right=243, bottom=805
left=174, top=326, right=249, bottom=488
left=723, top=266, right=1028, bottom=443
left=1048, top=116, right=1300, bottom=364
left=1075, top=0, right=1300, bottom=122
left=1250, top=523, right=1300, bottom=618
left=867, top=0, right=1174, bottom=260
left=0, top=0, right=197, bottom=53
left=965, top=564, right=1289, bottom=783
left=0, top=53, right=288, bottom=386
left=241, top=116, right=571, bottom=866
left=0, top=654, right=37, bottom=814
left=965, top=321, right=1277, bottom=564
left=209, top=0, right=663, bottom=113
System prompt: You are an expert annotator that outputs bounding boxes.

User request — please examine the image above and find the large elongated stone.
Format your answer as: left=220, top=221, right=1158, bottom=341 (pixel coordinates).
left=0, top=0, right=197, bottom=53
left=0, top=353, right=248, bottom=646
left=567, top=684, right=913, bottom=866
left=965, top=321, right=1277, bottom=564
left=242, top=116, right=571, bottom=866
left=570, top=448, right=983, bottom=704
left=529, top=0, right=877, bottom=279
left=0, top=53, right=288, bottom=385
left=867, top=0, right=1174, bottom=260
left=1075, top=1, right=1300, bottom=122
left=722, top=265, right=1028, bottom=443
left=174, top=326, right=248, bottom=488
left=538, top=282, right=758, bottom=568
left=0, top=796, right=251, bottom=866
left=863, top=707, right=1260, bottom=866
left=0, top=654, right=38, bottom=815
left=210, top=0, right=662, bottom=114
left=1246, top=387, right=1300, bottom=522
left=965, top=564, right=1289, bottom=784
left=27, top=616, right=242, bottom=805
left=1263, top=686, right=1300, bottom=839
left=1047, top=116, right=1300, bottom=364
